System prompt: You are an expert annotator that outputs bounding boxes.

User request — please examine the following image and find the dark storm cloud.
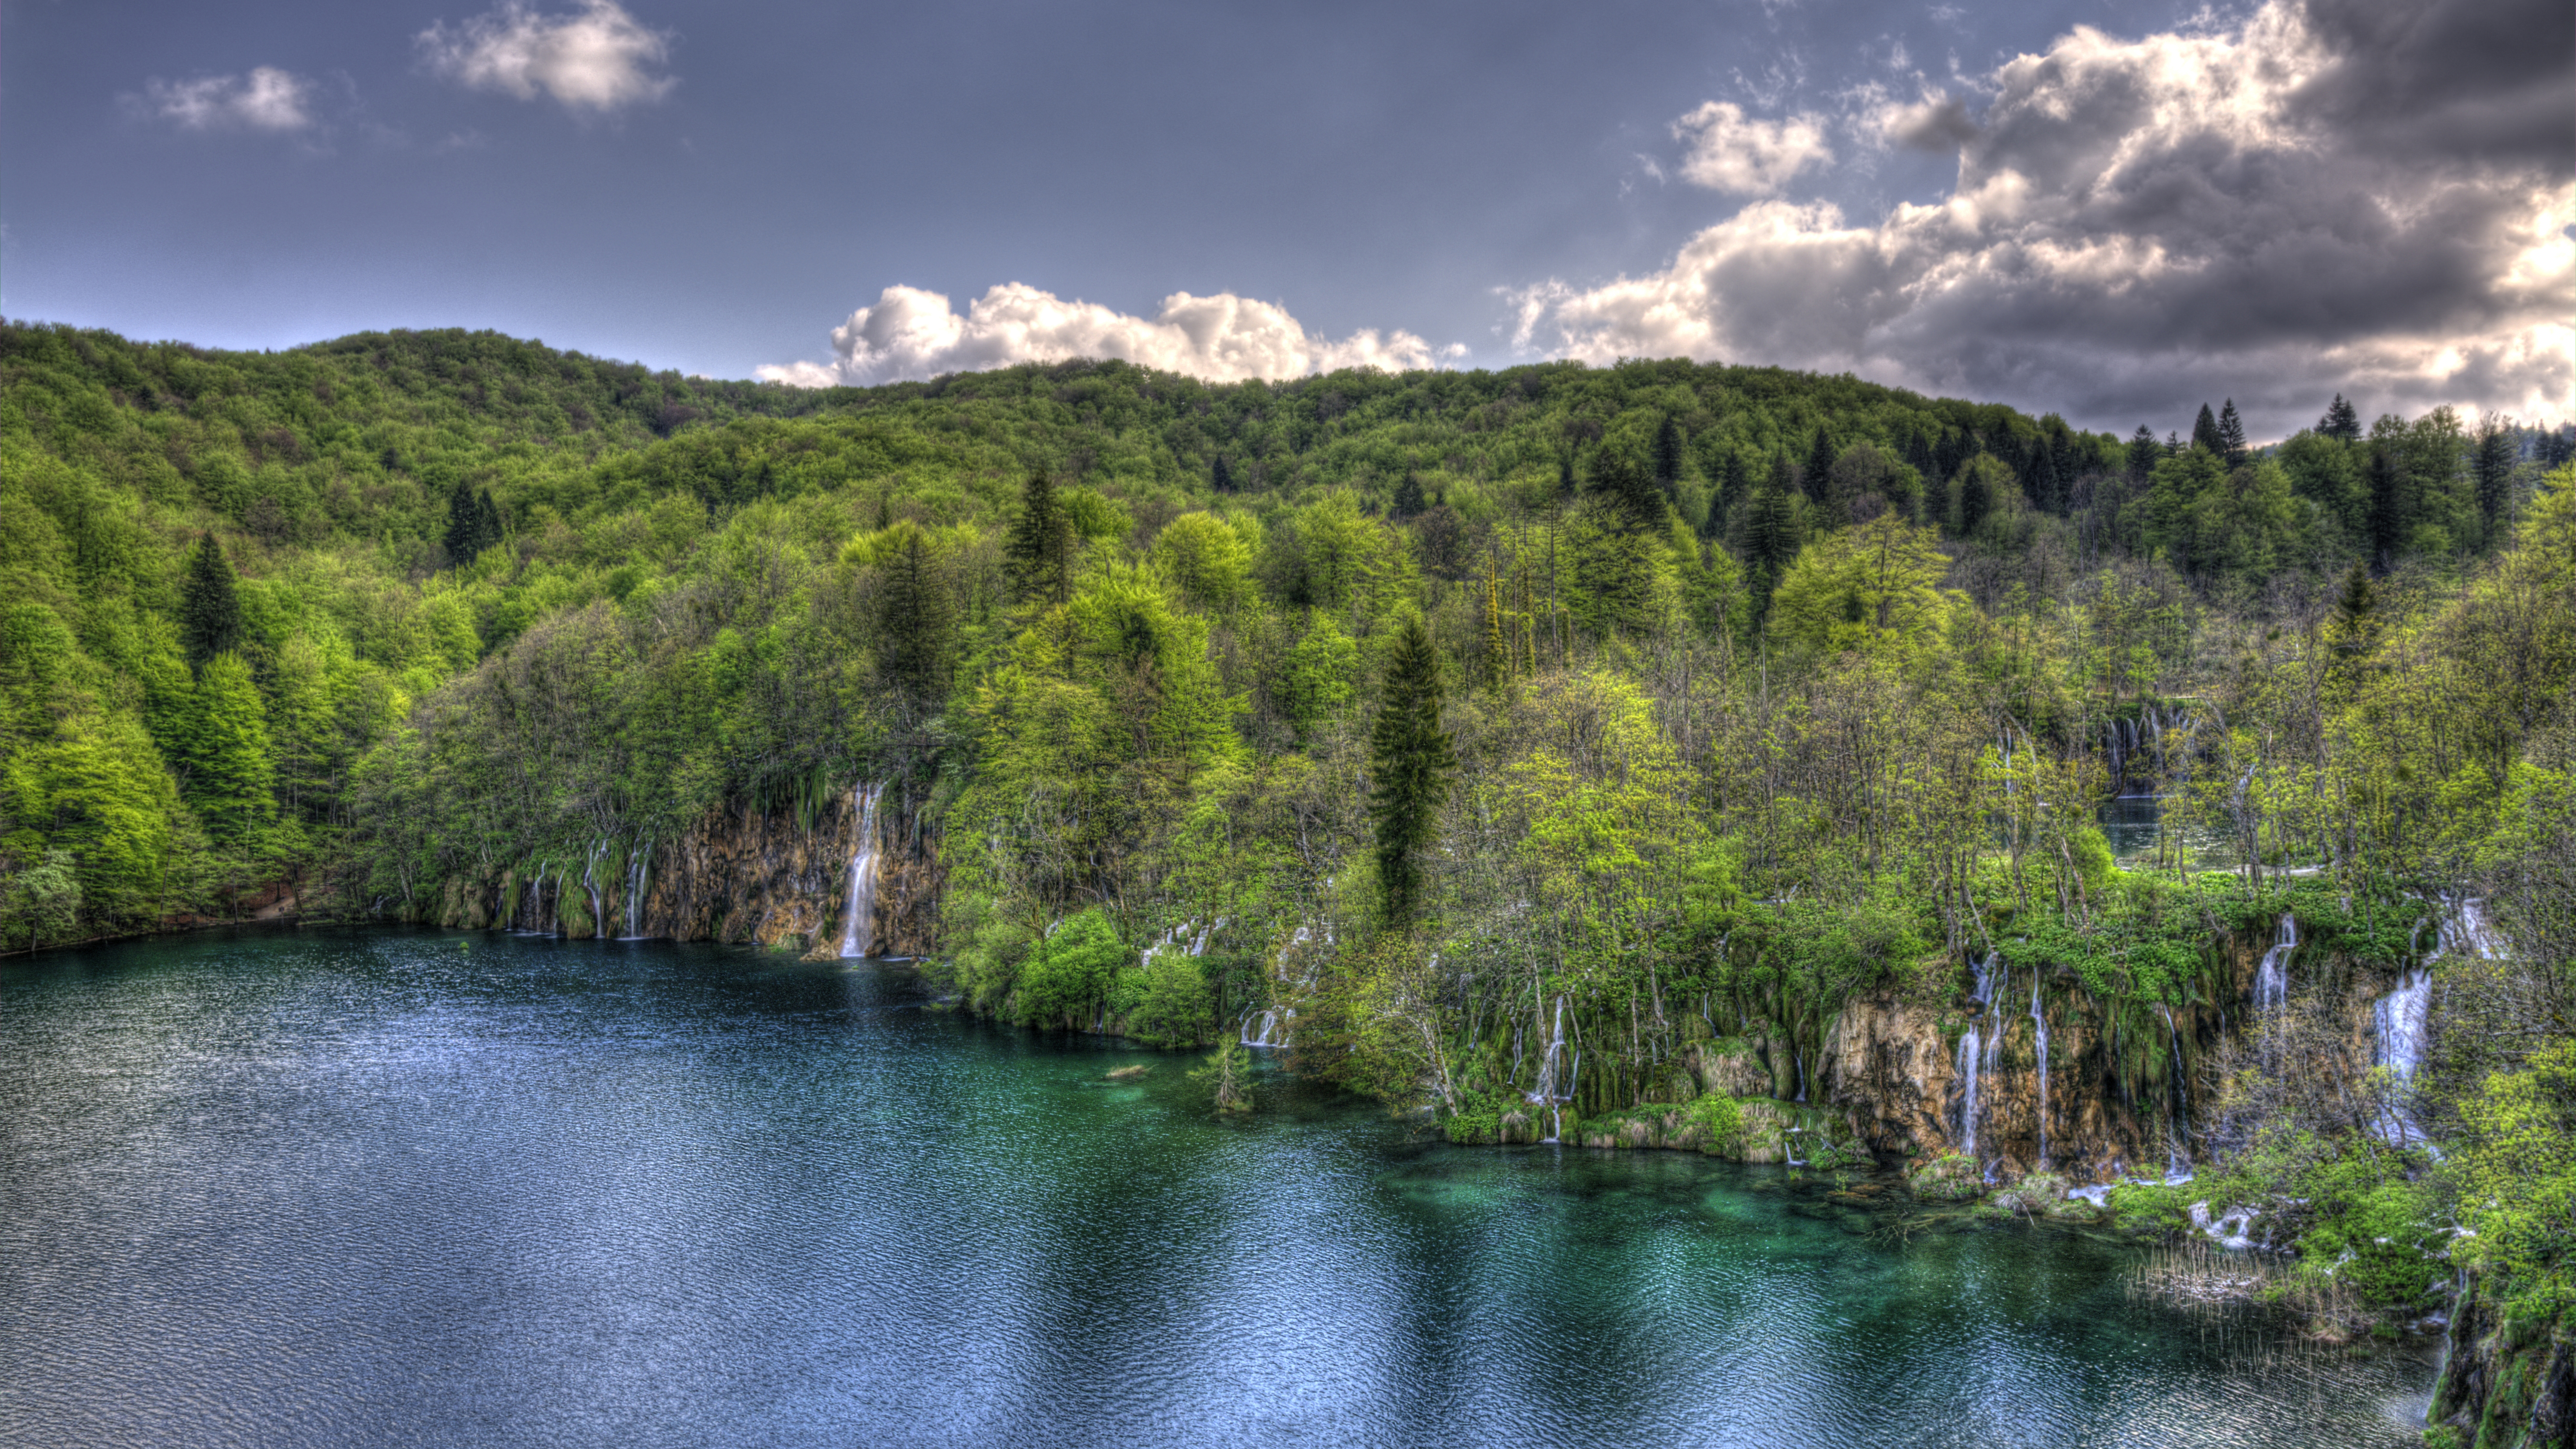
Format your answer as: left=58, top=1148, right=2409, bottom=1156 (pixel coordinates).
left=2294, top=0, right=2576, bottom=167
left=1516, top=0, right=2572, bottom=436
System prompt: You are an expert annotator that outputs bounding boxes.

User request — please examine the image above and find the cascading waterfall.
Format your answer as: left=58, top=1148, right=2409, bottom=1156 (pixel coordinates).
left=581, top=841, right=604, bottom=933
left=2252, top=913, right=2297, bottom=1010
left=2370, top=895, right=2494, bottom=1144
left=2159, top=1004, right=2192, bottom=1179
left=2029, top=976, right=2050, bottom=1169
left=622, top=842, right=649, bottom=940
left=837, top=784, right=886, bottom=959
left=1525, top=996, right=1571, bottom=1105
left=1954, top=953, right=2001, bottom=1163
left=523, top=862, right=546, bottom=933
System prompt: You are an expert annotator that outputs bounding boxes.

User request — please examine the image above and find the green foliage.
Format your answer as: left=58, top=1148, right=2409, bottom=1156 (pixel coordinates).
left=1015, top=909, right=1126, bottom=1028
left=1122, top=942, right=1220, bottom=1048
left=179, top=533, right=244, bottom=667
left=1368, top=613, right=1456, bottom=925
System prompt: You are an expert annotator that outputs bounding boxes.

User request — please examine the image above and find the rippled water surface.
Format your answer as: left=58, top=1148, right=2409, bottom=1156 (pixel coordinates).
left=2, top=929, right=2432, bottom=1447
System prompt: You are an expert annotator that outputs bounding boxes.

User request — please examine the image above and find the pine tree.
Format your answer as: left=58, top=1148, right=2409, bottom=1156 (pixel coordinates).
left=1392, top=470, right=1427, bottom=519
left=2319, top=394, right=2361, bottom=442
left=2216, top=400, right=2248, bottom=467
left=1005, top=468, right=1073, bottom=604
left=179, top=532, right=244, bottom=668
left=2128, top=425, right=2161, bottom=478
left=2473, top=419, right=2515, bottom=531
left=2368, top=443, right=2406, bottom=563
left=1557, top=452, right=1578, bottom=500
left=1957, top=456, right=1994, bottom=537
left=2192, top=404, right=2224, bottom=456
left=1703, top=450, right=1753, bottom=540
left=1590, top=447, right=1666, bottom=528
left=1802, top=427, right=1837, bottom=503
left=475, top=490, right=503, bottom=552
left=1653, top=414, right=1685, bottom=497
left=1211, top=454, right=1235, bottom=494
left=875, top=522, right=953, bottom=702
left=1367, top=613, right=1456, bottom=927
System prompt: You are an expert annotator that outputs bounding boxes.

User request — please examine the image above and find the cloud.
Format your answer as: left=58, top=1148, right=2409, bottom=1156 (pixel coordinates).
left=1672, top=101, right=1833, bottom=195
left=420, top=0, right=673, bottom=113
left=759, top=284, right=1441, bottom=387
left=1880, top=92, right=1977, bottom=152
left=137, top=68, right=316, bottom=132
left=1513, top=0, right=2574, bottom=435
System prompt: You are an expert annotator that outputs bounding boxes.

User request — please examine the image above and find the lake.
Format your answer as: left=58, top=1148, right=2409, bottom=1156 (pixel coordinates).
left=0, top=929, right=2432, bottom=1447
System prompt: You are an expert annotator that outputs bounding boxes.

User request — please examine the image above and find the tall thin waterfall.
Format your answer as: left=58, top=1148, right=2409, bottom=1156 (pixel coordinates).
left=581, top=841, right=604, bottom=933
left=837, top=784, right=887, bottom=959
left=2159, top=1004, right=2192, bottom=1179
left=2029, top=975, right=2050, bottom=1169
left=523, top=862, right=545, bottom=933
left=623, top=842, right=649, bottom=939
left=1955, top=953, right=2001, bottom=1162
left=1525, top=996, right=1572, bottom=1105
left=2252, top=914, right=2297, bottom=1010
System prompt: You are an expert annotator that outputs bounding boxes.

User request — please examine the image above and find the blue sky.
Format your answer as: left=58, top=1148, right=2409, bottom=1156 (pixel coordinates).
left=3, top=0, right=2567, bottom=436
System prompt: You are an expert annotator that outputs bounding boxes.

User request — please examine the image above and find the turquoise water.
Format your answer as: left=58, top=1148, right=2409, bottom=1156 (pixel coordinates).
left=0, top=929, right=2432, bottom=1447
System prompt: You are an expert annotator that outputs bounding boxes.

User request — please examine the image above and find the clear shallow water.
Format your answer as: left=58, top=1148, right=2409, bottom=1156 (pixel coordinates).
left=1, top=929, right=2431, bottom=1448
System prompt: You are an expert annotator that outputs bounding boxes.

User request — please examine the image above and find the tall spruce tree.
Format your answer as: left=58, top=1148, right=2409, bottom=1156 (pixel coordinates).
left=1005, top=468, right=1073, bottom=604
left=875, top=522, right=953, bottom=703
left=180, top=532, right=244, bottom=668
left=2319, top=394, right=2361, bottom=442
left=1591, top=447, right=1666, bottom=528
left=1652, top=414, right=1685, bottom=497
left=2192, top=403, right=2224, bottom=455
left=1802, top=427, right=1836, bottom=503
left=2368, top=443, right=2406, bottom=563
left=1391, top=470, right=1427, bottom=519
left=1211, top=454, right=1235, bottom=493
left=2473, top=419, right=2516, bottom=531
left=2128, top=425, right=2161, bottom=478
left=1367, top=613, right=1456, bottom=927
left=1557, top=452, right=1578, bottom=500
left=2216, top=400, right=2249, bottom=467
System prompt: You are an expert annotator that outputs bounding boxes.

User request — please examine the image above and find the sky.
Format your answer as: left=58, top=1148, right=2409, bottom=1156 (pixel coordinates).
left=3, top=0, right=2567, bottom=439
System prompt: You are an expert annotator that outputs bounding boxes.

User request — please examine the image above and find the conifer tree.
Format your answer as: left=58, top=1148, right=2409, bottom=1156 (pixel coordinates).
left=1557, top=452, right=1577, bottom=500
left=1391, top=470, right=1426, bottom=519
left=1005, top=468, right=1073, bottom=604
left=1367, top=613, right=1456, bottom=927
left=1211, top=454, right=1235, bottom=494
left=2192, top=404, right=2224, bottom=456
left=179, top=532, right=244, bottom=668
left=1590, top=446, right=1666, bottom=528
left=2128, top=426, right=2161, bottom=478
left=2473, top=419, right=2516, bottom=531
left=2319, top=394, right=2361, bottom=442
left=1702, top=450, right=1753, bottom=540
left=875, top=522, right=953, bottom=703
left=2328, top=561, right=2378, bottom=663
left=1653, top=414, right=1685, bottom=497
left=2368, top=443, right=2406, bottom=564
left=1802, top=427, right=1836, bottom=503
left=1957, top=457, right=1994, bottom=537
left=2216, top=400, right=2249, bottom=467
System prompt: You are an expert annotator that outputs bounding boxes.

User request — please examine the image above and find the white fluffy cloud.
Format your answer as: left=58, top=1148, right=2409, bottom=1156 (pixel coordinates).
left=1671, top=101, right=1834, bottom=195
left=1519, top=0, right=2574, bottom=434
left=420, top=0, right=674, bottom=113
left=759, top=284, right=1443, bottom=387
left=139, top=68, right=315, bottom=132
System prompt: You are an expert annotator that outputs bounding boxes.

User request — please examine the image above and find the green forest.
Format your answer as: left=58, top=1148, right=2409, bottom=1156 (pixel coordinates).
left=3, top=320, right=2571, bottom=1409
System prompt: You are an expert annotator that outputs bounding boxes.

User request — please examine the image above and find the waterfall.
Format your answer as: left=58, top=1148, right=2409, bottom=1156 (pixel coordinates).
left=523, top=862, right=545, bottom=933
left=2370, top=894, right=2491, bottom=1144
left=1955, top=953, right=2002, bottom=1163
left=2159, top=1004, right=2192, bottom=1179
left=581, top=841, right=604, bottom=933
left=2252, top=913, right=2296, bottom=1010
left=837, top=783, right=886, bottom=959
left=622, top=842, right=649, bottom=939
left=1525, top=996, right=1571, bottom=1105
left=2029, top=975, right=2050, bottom=1169
left=1241, top=1009, right=1290, bottom=1049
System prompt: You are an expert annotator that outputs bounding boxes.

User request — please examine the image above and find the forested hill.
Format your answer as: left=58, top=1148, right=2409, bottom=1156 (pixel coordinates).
left=0, top=317, right=2566, bottom=941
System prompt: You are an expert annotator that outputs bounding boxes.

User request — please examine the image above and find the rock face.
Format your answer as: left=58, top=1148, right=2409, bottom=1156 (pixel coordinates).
left=430, top=785, right=944, bottom=956
left=2431, top=1267, right=2576, bottom=1449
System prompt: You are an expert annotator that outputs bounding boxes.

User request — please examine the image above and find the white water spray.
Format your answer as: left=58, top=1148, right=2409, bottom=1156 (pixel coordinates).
left=838, top=784, right=886, bottom=959
left=1525, top=996, right=1572, bottom=1105
left=2252, top=914, right=2296, bottom=1010
left=2029, top=975, right=2050, bottom=1170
